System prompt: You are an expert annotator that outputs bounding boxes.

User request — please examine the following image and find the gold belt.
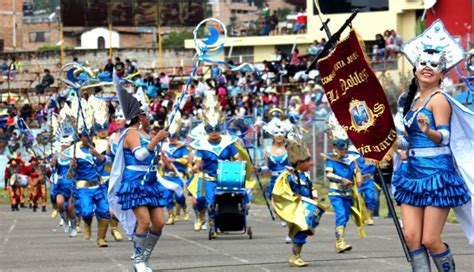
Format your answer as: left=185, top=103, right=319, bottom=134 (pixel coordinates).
left=100, top=176, right=109, bottom=184
left=203, top=173, right=217, bottom=182
left=76, top=180, right=100, bottom=189
left=328, top=182, right=353, bottom=196
left=362, top=174, right=374, bottom=181
left=165, top=172, right=184, bottom=178
left=329, top=182, right=350, bottom=191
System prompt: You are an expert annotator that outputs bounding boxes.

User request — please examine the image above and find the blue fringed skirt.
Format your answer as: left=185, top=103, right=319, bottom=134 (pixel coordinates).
left=116, top=170, right=167, bottom=210
left=393, top=154, right=470, bottom=207
left=55, top=178, right=74, bottom=199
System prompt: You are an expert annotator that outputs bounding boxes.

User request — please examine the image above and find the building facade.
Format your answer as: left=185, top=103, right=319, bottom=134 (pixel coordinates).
left=185, top=0, right=426, bottom=75
left=0, top=0, right=23, bottom=52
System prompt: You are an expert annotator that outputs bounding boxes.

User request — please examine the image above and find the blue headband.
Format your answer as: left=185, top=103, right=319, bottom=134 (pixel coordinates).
left=333, top=139, right=349, bottom=150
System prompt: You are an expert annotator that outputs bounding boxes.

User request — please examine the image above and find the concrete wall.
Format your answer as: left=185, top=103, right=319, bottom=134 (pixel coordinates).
left=0, top=48, right=196, bottom=73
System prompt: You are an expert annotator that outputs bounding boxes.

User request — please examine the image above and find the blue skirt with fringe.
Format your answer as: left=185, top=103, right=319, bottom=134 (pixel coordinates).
left=116, top=170, right=168, bottom=210
left=392, top=154, right=470, bottom=208
left=55, top=178, right=74, bottom=199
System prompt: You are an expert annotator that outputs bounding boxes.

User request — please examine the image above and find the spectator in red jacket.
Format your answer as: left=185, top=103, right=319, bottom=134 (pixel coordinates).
left=293, top=8, right=307, bottom=34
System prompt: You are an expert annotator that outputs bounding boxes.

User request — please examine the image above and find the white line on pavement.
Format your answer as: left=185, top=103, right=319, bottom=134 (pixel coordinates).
left=166, top=233, right=245, bottom=260
left=167, top=233, right=219, bottom=253
left=1, top=218, right=17, bottom=248
left=166, top=232, right=275, bottom=271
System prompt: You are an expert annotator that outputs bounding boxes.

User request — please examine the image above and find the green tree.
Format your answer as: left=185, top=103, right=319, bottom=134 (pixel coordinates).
left=254, top=0, right=265, bottom=8
left=277, top=8, right=292, bottom=21
left=162, top=31, right=194, bottom=49
left=37, top=44, right=73, bottom=51
left=33, top=0, right=59, bottom=13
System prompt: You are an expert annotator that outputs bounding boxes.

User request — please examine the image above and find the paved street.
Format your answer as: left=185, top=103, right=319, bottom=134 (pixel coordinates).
left=0, top=205, right=473, bottom=272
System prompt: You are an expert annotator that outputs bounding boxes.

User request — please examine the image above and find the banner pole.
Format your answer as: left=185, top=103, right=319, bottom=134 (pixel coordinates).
left=313, top=0, right=332, bottom=38
left=377, top=167, right=412, bottom=262
left=306, top=9, right=359, bottom=73
left=309, top=5, right=412, bottom=263
left=244, top=144, right=275, bottom=221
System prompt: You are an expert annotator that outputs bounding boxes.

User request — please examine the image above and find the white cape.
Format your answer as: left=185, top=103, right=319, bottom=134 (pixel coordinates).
left=108, top=128, right=136, bottom=237
left=445, top=93, right=474, bottom=245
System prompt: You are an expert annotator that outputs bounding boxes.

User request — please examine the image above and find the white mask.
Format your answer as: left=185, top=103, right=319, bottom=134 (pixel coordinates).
left=416, top=51, right=446, bottom=73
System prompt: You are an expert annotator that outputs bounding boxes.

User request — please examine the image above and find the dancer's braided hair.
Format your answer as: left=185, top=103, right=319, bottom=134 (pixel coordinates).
left=403, top=67, right=418, bottom=117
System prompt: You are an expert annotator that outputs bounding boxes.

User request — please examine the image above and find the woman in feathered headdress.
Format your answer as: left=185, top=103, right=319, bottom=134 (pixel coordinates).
left=261, top=116, right=290, bottom=200
left=392, top=20, right=473, bottom=271
left=259, top=111, right=292, bottom=243
left=109, top=107, right=126, bottom=157
left=108, top=74, right=168, bottom=271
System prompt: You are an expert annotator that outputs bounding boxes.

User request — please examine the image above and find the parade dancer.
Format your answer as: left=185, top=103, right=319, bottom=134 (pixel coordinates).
left=51, top=132, right=77, bottom=237
left=109, top=77, right=168, bottom=272
left=393, top=20, right=473, bottom=271
left=353, top=152, right=377, bottom=225
left=109, top=108, right=126, bottom=156
left=161, top=113, right=190, bottom=225
left=259, top=113, right=291, bottom=242
left=189, top=93, right=241, bottom=238
left=26, top=156, right=50, bottom=212
left=261, top=114, right=290, bottom=201
left=4, top=156, right=26, bottom=211
left=323, top=135, right=363, bottom=253
left=107, top=107, right=127, bottom=241
left=68, top=131, right=110, bottom=247
left=92, top=103, right=124, bottom=242
left=272, top=135, right=325, bottom=267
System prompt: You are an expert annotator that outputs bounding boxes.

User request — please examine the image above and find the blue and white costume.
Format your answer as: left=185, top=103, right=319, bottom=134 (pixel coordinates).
left=393, top=95, right=470, bottom=207
left=190, top=135, right=239, bottom=224
left=55, top=155, right=74, bottom=199
left=265, top=149, right=289, bottom=199
left=396, top=19, right=474, bottom=271
left=115, top=130, right=168, bottom=211
left=67, top=145, right=110, bottom=221
left=109, top=70, right=170, bottom=271
left=162, top=142, right=188, bottom=211
left=272, top=135, right=325, bottom=267
left=325, top=154, right=356, bottom=229
left=261, top=112, right=292, bottom=199
left=286, top=171, right=314, bottom=246
left=355, top=156, right=377, bottom=212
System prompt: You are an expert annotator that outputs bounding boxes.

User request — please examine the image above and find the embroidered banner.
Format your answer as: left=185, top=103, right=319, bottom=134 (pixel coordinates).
left=318, top=30, right=396, bottom=163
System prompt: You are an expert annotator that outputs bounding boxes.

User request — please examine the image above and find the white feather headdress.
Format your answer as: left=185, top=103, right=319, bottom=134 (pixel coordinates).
left=402, top=19, right=464, bottom=71
left=202, top=92, right=223, bottom=128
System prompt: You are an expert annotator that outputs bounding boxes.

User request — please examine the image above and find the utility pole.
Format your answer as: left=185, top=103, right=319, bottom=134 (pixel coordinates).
left=155, top=1, right=163, bottom=70
left=60, top=22, right=64, bottom=67
left=108, top=0, right=113, bottom=59
left=12, top=0, right=17, bottom=51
